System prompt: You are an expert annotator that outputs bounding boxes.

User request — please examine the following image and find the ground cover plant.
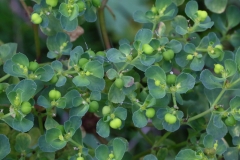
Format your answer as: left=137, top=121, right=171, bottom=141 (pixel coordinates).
left=1, top=0, right=240, bottom=159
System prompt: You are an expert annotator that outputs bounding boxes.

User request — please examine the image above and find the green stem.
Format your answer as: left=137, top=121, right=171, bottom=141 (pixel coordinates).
left=98, top=0, right=111, bottom=49
left=132, top=149, right=151, bottom=160
left=171, top=92, right=178, bottom=109
left=0, top=113, right=12, bottom=119
left=168, top=141, right=187, bottom=149
left=152, top=22, right=157, bottom=33
left=38, top=114, right=44, bottom=134
left=153, top=131, right=171, bottom=147
left=0, top=74, right=10, bottom=82
left=69, top=138, right=81, bottom=147
left=186, top=88, right=226, bottom=123
left=33, top=24, right=41, bottom=61
left=138, top=129, right=153, bottom=145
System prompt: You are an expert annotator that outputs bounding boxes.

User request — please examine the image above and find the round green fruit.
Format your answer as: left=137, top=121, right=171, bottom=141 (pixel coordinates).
left=49, top=89, right=61, bottom=100
left=109, top=118, right=122, bottom=129
left=197, top=10, right=208, bottom=22
left=28, top=61, right=39, bottom=71
left=21, top=101, right=32, bottom=115
left=145, top=108, right=156, bottom=118
left=31, top=13, right=42, bottom=24
left=102, top=106, right=111, bottom=116
left=46, top=0, right=58, bottom=7
left=77, top=1, right=86, bottom=12
left=186, top=54, right=193, bottom=60
left=155, top=80, right=161, bottom=86
left=89, top=101, right=99, bottom=113
left=164, top=113, right=177, bottom=124
left=78, top=58, right=89, bottom=68
left=224, top=115, right=236, bottom=126
left=115, top=78, right=124, bottom=89
left=163, top=49, right=174, bottom=61
left=151, top=6, right=158, bottom=14
left=49, top=75, right=58, bottom=84
left=109, top=153, right=114, bottom=158
left=96, top=51, right=106, bottom=57
left=214, top=64, right=224, bottom=74
left=92, top=0, right=101, bottom=8
left=166, top=74, right=177, bottom=85
left=77, top=157, right=84, bottom=160
left=142, top=44, right=154, bottom=55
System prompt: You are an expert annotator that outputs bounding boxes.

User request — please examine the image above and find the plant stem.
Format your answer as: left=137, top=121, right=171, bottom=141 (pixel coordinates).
left=98, top=0, right=111, bottom=49
left=38, top=114, right=44, bottom=134
left=186, top=88, right=226, bottom=123
left=138, top=129, right=153, bottom=145
left=20, top=0, right=41, bottom=61
left=33, top=24, right=41, bottom=61
left=171, top=92, right=178, bottom=109
left=153, top=131, right=171, bottom=147
left=132, top=149, right=151, bottom=160
left=0, top=74, right=10, bottom=82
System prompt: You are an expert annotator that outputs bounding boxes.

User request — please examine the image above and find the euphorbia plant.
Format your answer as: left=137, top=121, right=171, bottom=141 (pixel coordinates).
left=1, top=0, right=240, bottom=160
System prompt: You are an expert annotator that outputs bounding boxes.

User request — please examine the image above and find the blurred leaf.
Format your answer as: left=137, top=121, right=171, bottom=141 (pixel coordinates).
left=175, top=149, right=202, bottom=160
left=0, top=134, right=11, bottom=159
left=204, top=0, right=227, bottom=14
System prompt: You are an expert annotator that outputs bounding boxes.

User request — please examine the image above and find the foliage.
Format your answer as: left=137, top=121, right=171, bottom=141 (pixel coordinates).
left=0, top=0, right=240, bottom=159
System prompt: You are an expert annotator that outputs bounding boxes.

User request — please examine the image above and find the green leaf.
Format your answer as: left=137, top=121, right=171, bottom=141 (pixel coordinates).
left=175, top=149, right=202, bottom=160
left=114, top=107, right=127, bottom=120
left=69, top=104, right=89, bottom=117
left=132, top=110, right=148, bottom=128
left=224, top=59, right=237, bottom=78
left=155, top=0, right=178, bottom=21
left=45, top=128, right=67, bottom=150
left=223, top=147, right=239, bottom=160
left=12, top=53, right=29, bottom=67
left=12, top=116, right=34, bottom=132
left=69, top=4, right=79, bottom=21
left=106, top=68, right=118, bottom=80
left=106, top=48, right=127, bottom=63
left=72, top=75, right=90, bottom=87
left=86, top=75, right=105, bottom=91
left=113, top=138, right=126, bottom=160
left=134, top=29, right=153, bottom=44
left=185, top=1, right=198, bottom=21
left=204, top=88, right=222, bottom=106
left=51, top=60, right=63, bottom=72
left=28, top=127, right=41, bottom=147
left=60, top=16, right=78, bottom=32
left=37, top=95, right=51, bottom=109
left=108, top=84, right=125, bottom=103
left=59, top=3, right=69, bottom=18
left=204, top=0, right=227, bottom=14
left=228, top=121, right=240, bottom=137
left=172, top=15, right=188, bottom=35
left=226, top=5, right=240, bottom=29
left=56, top=97, right=66, bottom=109
left=64, top=90, right=81, bottom=109
left=203, top=134, right=214, bottom=148
left=230, top=96, right=240, bottom=121
left=167, top=40, right=182, bottom=53
left=175, top=73, right=195, bottom=93
left=35, top=65, right=55, bottom=82
left=0, top=134, right=11, bottom=159
left=0, top=43, right=17, bottom=65
left=143, top=154, right=158, bottom=160
left=145, top=66, right=166, bottom=82
left=85, top=60, right=104, bottom=78
left=64, top=116, right=82, bottom=136
left=190, top=56, right=205, bottom=71
left=200, top=69, right=224, bottom=89
left=157, top=148, right=168, bottom=160
left=206, top=113, right=228, bottom=139
left=72, top=128, right=83, bottom=146
left=235, top=47, right=240, bottom=72
left=84, top=6, right=97, bottom=22
left=96, top=118, right=110, bottom=138
left=133, top=11, right=151, bottom=23
left=38, top=135, right=58, bottom=152
left=45, top=116, right=59, bottom=130
left=15, top=133, right=31, bottom=152
left=95, top=144, right=109, bottom=160
left=56, top=75, right=67, bottom=87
